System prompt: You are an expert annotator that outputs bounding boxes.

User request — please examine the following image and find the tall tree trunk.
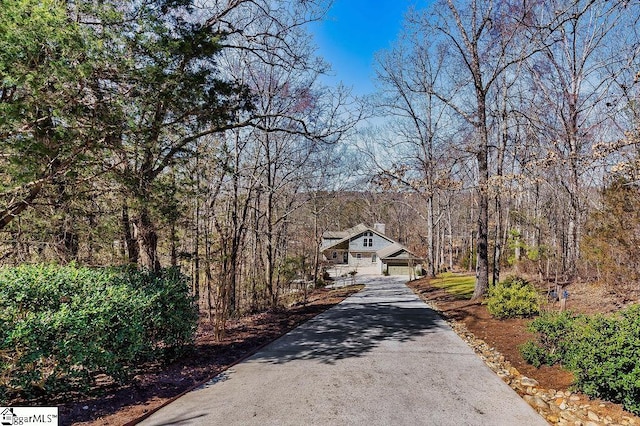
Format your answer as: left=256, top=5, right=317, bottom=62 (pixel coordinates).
left=473, top=94, right=490, bottom=299
left=447, top=200, right=454, bottom=270
left=122, top=202, right=139, bottom=264
left=427, top=194, right=436, bottom=277
left=86, top=214, right=96, bottom=265
left=264, top=135, right=278, bottom=308
left=312, top=198, right=321, bottom=286
left=134, top=205, right=161, bottom=272
left=492, top=94, right=508, bottom=286
left=170, top=219, right=177, bottom=267
left=193, top=193, right=200, bottom=299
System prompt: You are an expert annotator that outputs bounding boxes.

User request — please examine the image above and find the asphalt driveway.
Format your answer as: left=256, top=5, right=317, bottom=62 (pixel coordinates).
left=139, top=275, right=547, bottom=425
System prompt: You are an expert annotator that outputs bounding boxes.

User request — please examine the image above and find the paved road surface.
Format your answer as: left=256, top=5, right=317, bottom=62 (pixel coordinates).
left=140, top=275, right=547, bottom=425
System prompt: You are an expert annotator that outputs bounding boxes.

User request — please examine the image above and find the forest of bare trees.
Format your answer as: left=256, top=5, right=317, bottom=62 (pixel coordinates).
left=371, top=0, right=640, bottom=299
left=2, top=0, right=640, bottom=328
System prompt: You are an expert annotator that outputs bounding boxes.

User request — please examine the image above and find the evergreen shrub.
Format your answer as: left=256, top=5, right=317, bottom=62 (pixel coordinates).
left=520, top=306, right=640, bottom=414
left=0, top=264, right=197, bottom=401
left=486, top=275, right=540, bottom=318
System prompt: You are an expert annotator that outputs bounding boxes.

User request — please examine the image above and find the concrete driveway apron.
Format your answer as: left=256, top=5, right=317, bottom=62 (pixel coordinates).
left=139, top=275, right=547, bottom=426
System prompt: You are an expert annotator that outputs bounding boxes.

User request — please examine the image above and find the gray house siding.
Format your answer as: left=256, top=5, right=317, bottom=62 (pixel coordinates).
left=348, top=232, right=393, bottom=252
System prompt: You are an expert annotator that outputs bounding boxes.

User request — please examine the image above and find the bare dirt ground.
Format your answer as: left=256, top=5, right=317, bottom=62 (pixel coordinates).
left=407, top=275, right=640, bottom=424
left=55, top=285, right=363, bottom=426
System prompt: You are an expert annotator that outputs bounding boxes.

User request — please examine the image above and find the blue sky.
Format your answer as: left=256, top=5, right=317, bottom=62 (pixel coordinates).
left=310, top=1, right=418, bottom=96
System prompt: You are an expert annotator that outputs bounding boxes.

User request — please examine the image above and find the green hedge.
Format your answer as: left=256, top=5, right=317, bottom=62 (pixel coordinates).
left=519, top=310, right=576, bottom=367
left=0, top=264, right=198, bottom=402
left=486, top=276, right=540, bottom=318
left=520, top=306, right=640, bottom=414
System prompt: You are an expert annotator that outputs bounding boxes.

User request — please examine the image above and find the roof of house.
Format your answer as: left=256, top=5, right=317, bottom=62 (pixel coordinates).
left=320, top=223, right=390, bottom=251
left=322, top=230, right=348, bottom=239
left=376, top=243, right=421, bottom=260
left=322, top=223, right=369, bottom=240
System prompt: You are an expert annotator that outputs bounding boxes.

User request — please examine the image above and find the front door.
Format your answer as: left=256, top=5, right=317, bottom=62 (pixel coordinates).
left=343, top=252, right=348, bottom=264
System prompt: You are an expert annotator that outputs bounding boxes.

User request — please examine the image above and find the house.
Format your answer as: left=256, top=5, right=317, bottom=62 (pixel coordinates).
left=320, top=223, right=422, bottom=276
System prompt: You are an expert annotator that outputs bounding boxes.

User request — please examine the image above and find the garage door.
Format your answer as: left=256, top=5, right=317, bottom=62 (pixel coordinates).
left=387, top=265, right=412, bottom=275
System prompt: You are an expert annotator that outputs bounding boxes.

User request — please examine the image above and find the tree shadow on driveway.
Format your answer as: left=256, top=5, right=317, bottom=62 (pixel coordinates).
left=247, top=284, right=447, bottom=365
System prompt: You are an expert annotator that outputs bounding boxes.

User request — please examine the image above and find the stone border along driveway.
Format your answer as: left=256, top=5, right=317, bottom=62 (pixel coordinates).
left=419, top=298, right=640, bottom=426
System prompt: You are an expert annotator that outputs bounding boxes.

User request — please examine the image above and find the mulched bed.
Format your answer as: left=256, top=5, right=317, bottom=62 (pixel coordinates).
left=53, top=285, right=363, bottom=425
left=407, top=279, right=574, bottom=390
left=406, top=275, right=639, bottom=423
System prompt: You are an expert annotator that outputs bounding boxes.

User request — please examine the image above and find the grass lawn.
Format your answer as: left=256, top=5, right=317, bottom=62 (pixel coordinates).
left=429, top=272, right=475, bottom=299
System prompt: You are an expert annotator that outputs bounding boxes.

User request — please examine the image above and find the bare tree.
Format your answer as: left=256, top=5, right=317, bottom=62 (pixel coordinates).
left=185, top=0, right=363, bottom=334
left=372, top=17, right=451, bottom=277
left=401, top=0, right=533, bottom=297
left=523, top=0, right=630, bottom=277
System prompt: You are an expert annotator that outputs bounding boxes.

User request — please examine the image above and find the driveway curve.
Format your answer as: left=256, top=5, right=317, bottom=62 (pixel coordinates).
left=139, top=275, right=547, bottom=425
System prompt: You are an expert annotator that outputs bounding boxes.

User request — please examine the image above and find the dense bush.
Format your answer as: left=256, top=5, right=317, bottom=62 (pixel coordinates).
left=486, top=276, right=540, bottom=318
left=520, top=306, right=640, bottom=414
left=0, top=264, right=198, bottom=402
left=519, top=311, right=576, bottom=366
left=519, top=340, right=549, bottom=368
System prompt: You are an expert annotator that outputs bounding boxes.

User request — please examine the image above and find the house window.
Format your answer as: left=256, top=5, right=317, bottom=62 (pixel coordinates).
left=332, top=251, right=337, bottom=259
left=372, top=254, right=377, bottom=263
left=363, top=238, right=373, bottom=247
left=356, top=253, right=362, bottom=259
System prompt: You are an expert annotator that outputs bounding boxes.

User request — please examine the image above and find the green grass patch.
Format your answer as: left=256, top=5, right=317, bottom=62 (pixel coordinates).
left=429, top=272, right=475, bottom=299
